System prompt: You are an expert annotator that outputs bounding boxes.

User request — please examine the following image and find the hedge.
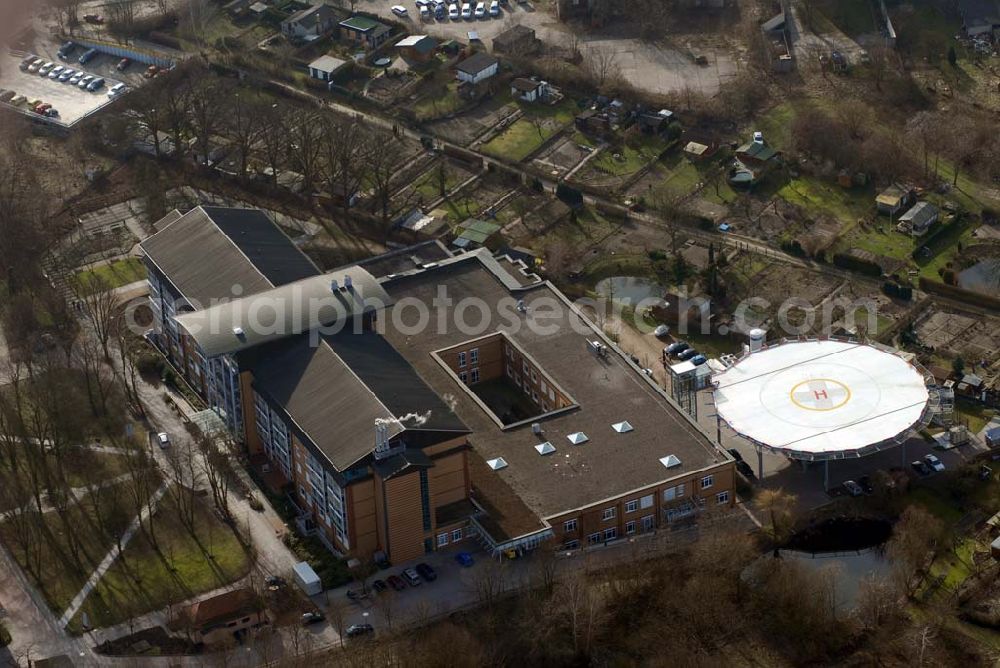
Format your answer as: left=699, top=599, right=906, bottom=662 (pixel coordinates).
left=833, top=252, right=882, bottom=276
left=918, top=277, right=1000, bottom=311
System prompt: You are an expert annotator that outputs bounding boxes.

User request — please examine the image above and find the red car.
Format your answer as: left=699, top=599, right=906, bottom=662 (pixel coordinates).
left=33, top=102, right=51, bottom=114
left=385, top=575, right=406, bottom=591
left=116, top=58, right=130, bottom=71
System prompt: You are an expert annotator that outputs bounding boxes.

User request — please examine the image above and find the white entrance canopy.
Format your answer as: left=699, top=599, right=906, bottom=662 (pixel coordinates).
left=713, top=340, right=932, bottom=460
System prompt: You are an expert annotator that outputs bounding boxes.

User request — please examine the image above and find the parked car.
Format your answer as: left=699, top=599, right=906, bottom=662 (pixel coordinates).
left=489, top=0, right=500, bottom=15
left=391, top=4, right=408, bottom=16
left=116, top=58, right=131, bottom=71
left=455, top=552, right=474, bottom=567
left=924, top=454, right=945, bottom=472
left=108, top=82, right=128, bottom=97
left=144, top=65, right=159, bottom=78
left=690, top=354, right=708, bottom=366
left=653, top=324, right=670, bottom=338
left=911, top=460, right=931, bottom=476
left=843, top=480, right=863, bottom=497
left=78, top=48, right=98, bottom=65
left=0, top=90, right=15, bottom=102
left=69, top=72, right=84, bottom=85
left=371, top=579, right=388, bottom=593
left=677, top=348, right=700, bottom=361
left=461, top=2, right=472, bottom=18
left=20, top=56, right=39, bottom=71
left=401, top=568, right=422, bottom=587
left=386, top=575, right=406, bottom=591
left=434, top=4, right=445, bottom=18
left=264, top=575, right=286, bottom=588
left=58, top=69, right=76, bottom=82
left=45, top=108, right=59, bottom=118
left=33, top=103, right=51, bottom=114
left=345, top=623, right=374, bottom=638
left=448, top=3, right=459, bottom=18
left=9, top=95, right=26, bottom=106
left=83, top=13, right=105, bottom=23
left=38, top=62, right=55, bottom=75
left=415, top=563, right=437, bottom=582
left=47, top=65, right=64, bottom=79
left=57, top=42, right=75, bottom=59
left=156, top=432, right=170, bottom=448
left=87, top=77, right=106, bottom=92
left=419, top=5, right=430, bottom=19
left=346, top=588, right=369, bottom=601
left=27, top=59, right=44, bottom=73
left=474, top=1, right=486, bottom=16
left=301, top=611, right=325, bottom=625
left=665, top=341, right=689, bottom=356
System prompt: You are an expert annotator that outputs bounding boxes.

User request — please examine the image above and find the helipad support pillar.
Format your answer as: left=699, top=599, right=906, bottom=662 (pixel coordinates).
left=757, top=445, right=764, bottom=480
left=824, top=460, right=829, bottom=491
left=901, top=441, right=906, bottom=467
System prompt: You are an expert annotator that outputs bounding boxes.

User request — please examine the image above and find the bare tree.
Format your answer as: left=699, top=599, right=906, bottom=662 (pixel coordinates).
left=68, top=272, right=123, bottom=360
left=364, top=129, right=406, bottom=230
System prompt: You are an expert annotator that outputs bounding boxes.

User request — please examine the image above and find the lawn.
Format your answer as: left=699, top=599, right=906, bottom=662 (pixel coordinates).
left=481, top=100, right=577, bottom=162
left=907, top=485, right=964, bottom=525
left=412, top=82, right=464, bottom=121
left=591, top=136, right=668, bottom=177
left=811, top=0, right=875, bottom=36
left=74, top=258, right=145, bottom=292
left=69, top=490, right=251, bottom=632
left=0, top=447, right=132, bottom=510
left=776, top=176, right=873, bottom=227
left=412, top=162, right=470, bottom=202
left=955, top=398, right=995, bottom=434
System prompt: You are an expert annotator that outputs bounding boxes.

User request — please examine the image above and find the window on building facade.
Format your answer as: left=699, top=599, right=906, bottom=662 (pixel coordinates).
left=602, top=507, right=616, bottom=521
left=625, top=499, right=638, bottom=513
left=470, top=348, right=479, bottom=365
left=437, top=533, right=448, bottom=547
left=604, top=527, right=617, bottom=541
left=626, top=521, right=636, bottom=535
left=640, top=494, right=654, bottom=509
left=565, top=539, right=580, bottom=550
left=717, top=491, right=730, bottom=505
left=459, top=371, right=467, bottom=383
left=587, top=533, right=601, bottom=545
left=530, top=370, right=538, bottom=384
left=452, top=528, right=463, bottom=542
left=471, top=368, right=480, bottom=383
left=642, top=515, right=655, bottom=531
left=564, top=518, right=577, bottom=533
left=701, top=475, right=714, bottom=489
left=523, top=360, right=529, bottom=376
left=458, top=351, right=467, bottom=368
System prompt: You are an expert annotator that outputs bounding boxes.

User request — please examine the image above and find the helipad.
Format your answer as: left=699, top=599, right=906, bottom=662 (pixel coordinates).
left=713, top=340, right=932, bottom=459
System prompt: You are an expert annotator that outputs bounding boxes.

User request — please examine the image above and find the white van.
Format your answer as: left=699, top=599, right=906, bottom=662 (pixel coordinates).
left=156, top=432, right=171, bottom=448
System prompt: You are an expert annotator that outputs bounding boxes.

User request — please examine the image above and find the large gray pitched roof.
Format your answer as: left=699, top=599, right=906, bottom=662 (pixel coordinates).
left=140, top=206, right=318, bottom=308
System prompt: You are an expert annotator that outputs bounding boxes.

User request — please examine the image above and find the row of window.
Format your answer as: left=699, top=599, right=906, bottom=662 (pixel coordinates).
left=458, top=368, right=480, bottom=384
left=457, top=348, right=479, bottom=369
left=565, top=484, right=727, bottom=534
left=436, top=528, right=464, bottom=547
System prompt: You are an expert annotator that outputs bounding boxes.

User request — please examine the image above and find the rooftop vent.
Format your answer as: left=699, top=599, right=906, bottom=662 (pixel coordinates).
left=531, top=422, right=542, bottom=435
left=486, top=457, right=508, bottom=471
left=612, top=421, right=634, bottom=433
left=516, top=299, right=527, bottom=313
left=659, top=454, right=682, bottom=469
left=330, top=279, right=339, bottom=292
left=535, top=442, right=555, bottom=456
left=232, top=326, right=245, bottom=339
left=344, top=274, right=353, bottom=290
left=567, top=432, right=588, bottom=445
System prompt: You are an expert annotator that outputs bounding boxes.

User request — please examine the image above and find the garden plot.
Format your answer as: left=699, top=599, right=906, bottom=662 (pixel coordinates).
left=433, top=176, right=518, bottom=225
left=531, top=134, right=598, bottom=179
left=426, top=98, right=518, bottom=147
left=749, top=264, right=842, bottom=312
left=391, top=158, right=480, bottom=213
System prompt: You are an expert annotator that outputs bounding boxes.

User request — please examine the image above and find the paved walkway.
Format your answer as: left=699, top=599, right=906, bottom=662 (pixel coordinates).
left=57, top=484, right=169, bottom=629
left=1, top=473, right=135, bottom=519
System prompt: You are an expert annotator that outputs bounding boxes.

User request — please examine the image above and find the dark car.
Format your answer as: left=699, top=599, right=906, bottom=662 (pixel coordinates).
left=116, top=58, right=130, bottom=71
left=346, top=623, right=374, bottom=638
left=264, top=575, right=286, bottom=588
left=455, top=552, right=474, bottom=567
left=677, top=348, right=700, bottom=361
left=301, top=611, right=325, bottom=625
left=372, top=579, right=388, bottom=593
left=858, top=475, right=873, bottom=494
left=690, top=354, right=708, bottom=366
left=346, top=589, right=368, bottom=601
left=416, top=563, right=437, bottom=582
left=57, top=42, right=75, bottom=59
left=911, top=460, right=931, bottom=476
left=386, top=575, right=406, bottom=591
left=666, top=341, right=689, bottom=356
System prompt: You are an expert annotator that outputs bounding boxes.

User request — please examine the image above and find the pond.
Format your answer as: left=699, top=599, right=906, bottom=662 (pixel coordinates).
left=594, top=276, right=668, bottom=307
left=779, top=517, right=894, bottom=612
left=958, top=259, right=1000, bottom=296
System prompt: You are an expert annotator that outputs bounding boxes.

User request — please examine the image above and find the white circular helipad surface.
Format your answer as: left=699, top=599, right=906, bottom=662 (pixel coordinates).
left=713, top=340, right=930, bottom=458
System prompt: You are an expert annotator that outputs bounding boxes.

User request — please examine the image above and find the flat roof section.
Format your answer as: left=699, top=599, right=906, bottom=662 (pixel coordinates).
left=713, top=340, right=932, bottom=460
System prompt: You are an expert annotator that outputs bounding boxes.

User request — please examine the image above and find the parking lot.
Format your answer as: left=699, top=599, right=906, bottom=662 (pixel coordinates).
left=0, top=45, right=139, bottom=126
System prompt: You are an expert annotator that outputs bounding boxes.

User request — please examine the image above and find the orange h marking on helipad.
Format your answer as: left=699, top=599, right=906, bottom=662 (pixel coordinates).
left=813, top=389, right=828, bottom=400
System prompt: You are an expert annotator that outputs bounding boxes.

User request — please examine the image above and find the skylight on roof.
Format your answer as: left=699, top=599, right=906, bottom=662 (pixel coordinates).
left=612, top=421, right=634, bottom=433
left=486, top=457, right=508, bottom=471
left=567, top=432, right=588, bottom=445
left=535, top=442, right=555, bottom=456
left=659, top=454, right=681, bottom=469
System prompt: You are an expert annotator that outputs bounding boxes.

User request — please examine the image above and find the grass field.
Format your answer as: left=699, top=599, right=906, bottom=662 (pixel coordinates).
left=0, top=447, right=131, bottom=510
left=69, top=491, right=250, bottom=632
left=591, top=136, right=667, bottom=177
left=412, top=82, right=464, bottom=121
left=481, top=100, right=576, bottom=162
left=74, top=258, right=145, bottom=292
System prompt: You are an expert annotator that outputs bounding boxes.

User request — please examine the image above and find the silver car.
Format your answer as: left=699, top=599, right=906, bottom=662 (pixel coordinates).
left=78, top=75, right=94, bottom=89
